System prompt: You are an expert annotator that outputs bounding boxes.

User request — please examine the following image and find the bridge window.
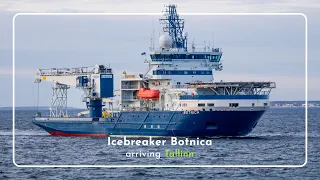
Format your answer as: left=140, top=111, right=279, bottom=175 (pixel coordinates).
left=209, top=55, right=221, bottom=62
left=198, top=103, right=205, bottom=107
left=153, top=70, right=212, bottom=75
left=207, top=103, right=215, bottom=107
left=252, top=103, right=255, bottom=107
left=151, top=53, right=222, bottom=61
left=229, top=103, right=239, bottom=108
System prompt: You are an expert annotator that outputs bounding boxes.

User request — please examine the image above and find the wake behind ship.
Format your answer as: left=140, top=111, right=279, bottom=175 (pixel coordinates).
left=32, top=4, right=276, bottom=137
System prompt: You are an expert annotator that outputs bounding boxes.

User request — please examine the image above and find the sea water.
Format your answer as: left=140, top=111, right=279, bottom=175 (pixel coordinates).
left=1, top=108, right=320, bottom=179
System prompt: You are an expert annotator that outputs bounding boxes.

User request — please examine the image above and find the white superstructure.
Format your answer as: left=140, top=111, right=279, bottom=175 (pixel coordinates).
left=119, top=5, right=275, bottom=113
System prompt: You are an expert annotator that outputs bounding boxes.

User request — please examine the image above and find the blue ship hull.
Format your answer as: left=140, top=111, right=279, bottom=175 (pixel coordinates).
left=32, top=110, right=265, bottom=137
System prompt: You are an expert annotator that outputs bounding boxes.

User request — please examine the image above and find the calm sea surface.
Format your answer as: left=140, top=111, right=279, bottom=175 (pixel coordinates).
left=1, top=108, right=319, bottom=179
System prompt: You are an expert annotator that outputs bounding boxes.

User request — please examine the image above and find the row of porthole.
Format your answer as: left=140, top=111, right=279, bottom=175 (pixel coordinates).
left=110, top=118, right=121, bottom=122
left=131, top=115, right=167, bottom=118
left=199, top=107, right=264, bottom=111
left=143, top=124, right=161, bottom=129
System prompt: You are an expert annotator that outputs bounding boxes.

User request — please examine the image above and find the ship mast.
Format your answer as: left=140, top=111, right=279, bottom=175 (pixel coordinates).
left=159, top=4, right=187, bottom=51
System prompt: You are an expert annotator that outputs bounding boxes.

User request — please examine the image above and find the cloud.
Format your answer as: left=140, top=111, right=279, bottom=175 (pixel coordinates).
left=1, top=0, right=320, bottom=13
left=0, top=0, right=319, bottom=105
left=0, top=67, right=36, bottom=77
left=214, top=73, right=320, bottom=100
left=215, top=73, right=319, bottom=90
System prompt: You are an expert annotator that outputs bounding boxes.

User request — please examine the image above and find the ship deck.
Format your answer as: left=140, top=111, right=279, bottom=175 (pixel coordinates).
left=180, top=81, right=277, bottom=96
left=186, top=81, right=276, bottom=88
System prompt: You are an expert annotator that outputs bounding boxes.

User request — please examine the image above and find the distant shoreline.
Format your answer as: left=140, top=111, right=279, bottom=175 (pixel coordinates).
left=1, top=103, right=319, bottom=110
left=0, top=107, right=84, bottom=110
left=271, top=106, right=320, bottom=108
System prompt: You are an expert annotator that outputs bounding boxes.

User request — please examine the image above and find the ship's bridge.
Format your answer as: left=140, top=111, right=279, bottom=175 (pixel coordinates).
left=146, top=48, right=223, bottom=84
left=149, top=48, right=222, bottom=62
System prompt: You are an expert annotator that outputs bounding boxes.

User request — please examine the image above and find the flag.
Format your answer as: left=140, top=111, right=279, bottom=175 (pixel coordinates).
left=141, top=52, right=146, bottom=55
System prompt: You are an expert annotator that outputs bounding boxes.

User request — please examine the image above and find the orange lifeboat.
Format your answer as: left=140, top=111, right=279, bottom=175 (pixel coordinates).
left=137, top=88, right=160, bottom=100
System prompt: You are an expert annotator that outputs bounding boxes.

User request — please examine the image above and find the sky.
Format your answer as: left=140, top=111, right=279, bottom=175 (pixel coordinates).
left=0, top=0, right=319, bottom=108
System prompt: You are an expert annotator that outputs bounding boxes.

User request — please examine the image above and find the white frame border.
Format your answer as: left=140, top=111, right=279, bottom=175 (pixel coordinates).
left=12, top=12, right=308, bottom=168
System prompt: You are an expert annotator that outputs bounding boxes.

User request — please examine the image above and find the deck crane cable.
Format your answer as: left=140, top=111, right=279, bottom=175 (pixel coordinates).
left=32, top=82, right=40, bottom=115
left=32, top=82, right=35, bottom=112
left=37, top=82, right=40, bottom=113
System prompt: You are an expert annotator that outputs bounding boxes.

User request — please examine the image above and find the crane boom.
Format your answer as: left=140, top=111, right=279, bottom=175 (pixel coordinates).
left=34, top=64, right=114, bottom=117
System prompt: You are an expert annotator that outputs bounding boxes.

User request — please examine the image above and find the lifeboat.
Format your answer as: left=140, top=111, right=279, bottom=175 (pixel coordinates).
left=137, top=88, right=160, bottom=100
